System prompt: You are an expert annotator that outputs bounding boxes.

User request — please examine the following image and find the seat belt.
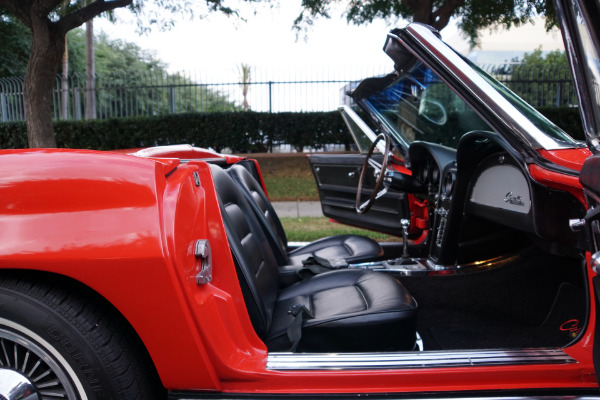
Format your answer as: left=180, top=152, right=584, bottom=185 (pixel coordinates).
left=297, top=255, right=348, bottom=279
left=286, top=304, right=314, bottom=351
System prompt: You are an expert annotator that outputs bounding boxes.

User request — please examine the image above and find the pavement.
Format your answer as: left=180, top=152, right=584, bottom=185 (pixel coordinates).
left=272, top=201, right=323, bottom=218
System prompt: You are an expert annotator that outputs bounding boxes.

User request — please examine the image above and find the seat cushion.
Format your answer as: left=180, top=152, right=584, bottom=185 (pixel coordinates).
left=266, top=269, right=418, bottom=352
left=227, top=164, right=384, bottom=266
left=288, top=234, right=384, bottom=266
left=210, top=164, right=281, bottom=338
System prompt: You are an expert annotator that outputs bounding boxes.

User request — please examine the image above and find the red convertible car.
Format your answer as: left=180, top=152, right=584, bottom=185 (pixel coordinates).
left=2, top=0, right=600, bottom=398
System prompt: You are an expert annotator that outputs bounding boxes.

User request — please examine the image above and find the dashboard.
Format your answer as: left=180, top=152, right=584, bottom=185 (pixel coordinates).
left=465, top=152, right=534, bottom=232
left=408, top=142, right=457, bottom=263
left=405, top=136, right=587, bottom=264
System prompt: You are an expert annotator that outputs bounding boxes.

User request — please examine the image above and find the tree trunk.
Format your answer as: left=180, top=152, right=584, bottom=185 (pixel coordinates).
left=404, top=0, right=465, bottom=31
left=24, top=17, right=64, bottom=148
left=60, top=35, right=69, bottom=119
left=85, top=18, right=96, bottom=120
left=408, top=0, right=433, bottom=24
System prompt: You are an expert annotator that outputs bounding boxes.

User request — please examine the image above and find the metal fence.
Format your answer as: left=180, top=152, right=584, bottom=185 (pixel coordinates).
left=0, top=63, right=576, bottom=123
left=481, top=63, right=576, bottom=108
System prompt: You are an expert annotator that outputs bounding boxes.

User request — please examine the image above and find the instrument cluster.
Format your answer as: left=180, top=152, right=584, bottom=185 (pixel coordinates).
left=415, top=155, right=441, bottom=194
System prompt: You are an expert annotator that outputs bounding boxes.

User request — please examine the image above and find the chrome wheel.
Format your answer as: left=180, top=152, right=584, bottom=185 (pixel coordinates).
left=0, top=324, right=81, bottom=400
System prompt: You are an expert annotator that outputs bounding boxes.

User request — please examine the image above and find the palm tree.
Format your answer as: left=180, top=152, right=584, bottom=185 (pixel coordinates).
left=85, top=14, right=96, bottom=119
left=238, top=63, right=251, bottom=111
left=60, top=0, right=70, bottom=120
left=59, top=0, right=97, bottom=120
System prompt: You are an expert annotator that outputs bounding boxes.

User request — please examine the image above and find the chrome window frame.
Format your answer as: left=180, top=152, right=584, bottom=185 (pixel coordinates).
left=389, top=23, right=577, bottom=151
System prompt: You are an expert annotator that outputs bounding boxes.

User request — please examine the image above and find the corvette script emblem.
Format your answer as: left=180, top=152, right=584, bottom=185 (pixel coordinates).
left=504, top=192, right=525, bottom=206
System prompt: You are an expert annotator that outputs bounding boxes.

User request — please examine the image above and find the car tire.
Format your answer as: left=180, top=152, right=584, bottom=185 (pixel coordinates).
left=0, top=274, right=164, bottom=400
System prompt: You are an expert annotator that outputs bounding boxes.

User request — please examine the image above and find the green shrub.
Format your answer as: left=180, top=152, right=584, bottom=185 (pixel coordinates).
left=538, top=107, right=584, bottom=141
left=0, top=107, right=585, bottom=150
left=0, top=112, right=352, bottom=151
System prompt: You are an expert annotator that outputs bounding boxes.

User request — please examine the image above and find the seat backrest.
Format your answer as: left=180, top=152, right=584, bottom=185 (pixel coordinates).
left=227, top=164, right=289, bottom=264
left=209, top=164, right=280, bottom=338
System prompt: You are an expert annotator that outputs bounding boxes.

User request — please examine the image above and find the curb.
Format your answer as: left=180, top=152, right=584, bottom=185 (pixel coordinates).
left=272, top=201, right=323, bottom=218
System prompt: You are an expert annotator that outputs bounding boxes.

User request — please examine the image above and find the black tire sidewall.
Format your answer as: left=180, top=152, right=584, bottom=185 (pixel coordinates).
left=0, top=286, right=118, bottom=399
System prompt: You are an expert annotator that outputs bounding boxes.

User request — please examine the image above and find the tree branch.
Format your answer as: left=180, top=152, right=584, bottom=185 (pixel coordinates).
left=37, top=0, right=64, bottom=16
left=0, top=0, right=34, bottom=28
left=57, top=0, right=132, bottom=34
left=403, top=0, right=433, bottom=24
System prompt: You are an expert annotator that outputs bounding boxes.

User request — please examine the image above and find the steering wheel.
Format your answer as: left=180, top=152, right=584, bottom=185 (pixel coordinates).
left=355, top=133, right=391, bottom=214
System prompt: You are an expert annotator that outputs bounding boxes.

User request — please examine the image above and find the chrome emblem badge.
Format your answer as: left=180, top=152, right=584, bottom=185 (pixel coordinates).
left=504, top=192, right=525, bottom=206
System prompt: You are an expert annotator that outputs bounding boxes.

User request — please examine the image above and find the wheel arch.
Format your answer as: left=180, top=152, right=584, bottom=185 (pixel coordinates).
left=0, top=268, right=166, bottom=393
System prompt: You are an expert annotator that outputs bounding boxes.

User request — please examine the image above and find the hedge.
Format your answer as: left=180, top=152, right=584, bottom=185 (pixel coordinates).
left=0, top=112, right=353, bottom=152
left=538, top=107, right=584, bottom=141
left=0, top=107, right=586, bottom=151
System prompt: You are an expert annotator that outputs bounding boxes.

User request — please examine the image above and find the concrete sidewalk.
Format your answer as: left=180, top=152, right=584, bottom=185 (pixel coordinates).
left=272, top=201, right=323, bottom=218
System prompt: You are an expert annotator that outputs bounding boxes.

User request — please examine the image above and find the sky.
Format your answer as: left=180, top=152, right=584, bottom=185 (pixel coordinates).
left=93, top=2, right=564, bottom=112
left=95, top=2, right=566, bottom=76
left=95, top=2, right=471, bottom=78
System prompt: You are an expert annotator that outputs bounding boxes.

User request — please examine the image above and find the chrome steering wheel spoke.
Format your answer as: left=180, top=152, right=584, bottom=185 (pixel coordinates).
left=355, top=133, right=391, bottom=214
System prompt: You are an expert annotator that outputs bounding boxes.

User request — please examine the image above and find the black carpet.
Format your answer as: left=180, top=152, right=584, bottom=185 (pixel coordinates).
left=400, top=247, right=587, bottom=350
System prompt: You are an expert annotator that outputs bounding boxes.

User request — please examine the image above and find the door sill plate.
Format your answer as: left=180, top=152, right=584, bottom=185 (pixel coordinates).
left=267, top=348, right=575, bottom=370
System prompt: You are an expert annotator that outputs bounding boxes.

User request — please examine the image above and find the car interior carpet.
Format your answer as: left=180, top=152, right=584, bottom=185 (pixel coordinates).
left=398, top=246, right=586, bottom=350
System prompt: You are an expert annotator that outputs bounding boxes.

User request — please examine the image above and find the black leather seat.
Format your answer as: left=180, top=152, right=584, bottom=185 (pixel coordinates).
left=210, top=164, right=417, bottom=352
left=226, top=164, right=384, bottom=266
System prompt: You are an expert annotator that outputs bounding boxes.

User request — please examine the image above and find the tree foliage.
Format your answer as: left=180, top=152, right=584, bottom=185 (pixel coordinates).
left=0, top=15, right=30, bottom=77
left=65, top=31, right=241, bottom=115
left=519, top=48, right=568, bottom=69
left=0, top=0, right=265, bottom=148
left=508, top=49, right=571, bottom=108
left=295, top=0, right=558, bottom=45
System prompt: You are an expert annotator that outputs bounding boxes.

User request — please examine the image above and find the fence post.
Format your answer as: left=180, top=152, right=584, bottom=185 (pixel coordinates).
left=268, top=81, right=273, bottom=113
left=169, top=85, right=175, bottom=114
left=74, top=88, right=82, bottom=120
left=0, top=94, right=6, bottom=123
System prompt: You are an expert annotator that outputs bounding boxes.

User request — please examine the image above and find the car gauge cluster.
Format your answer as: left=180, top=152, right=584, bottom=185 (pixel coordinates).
left=441, top=168, right=456, bottom=197
left=415, top=156, right=441, bottom=195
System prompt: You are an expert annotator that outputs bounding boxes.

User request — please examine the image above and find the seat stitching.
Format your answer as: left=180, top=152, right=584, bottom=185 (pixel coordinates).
left=354, top=284, right=369, bottom=309
left=342, top=242, right=355, bottom=256
left=255, top=261, right=265, bottom=279
left=240, top=231, right=254, bottom=246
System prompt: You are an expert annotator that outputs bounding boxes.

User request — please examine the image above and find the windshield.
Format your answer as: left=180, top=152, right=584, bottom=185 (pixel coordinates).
left=467, top=59, right=578, bottom=146
left=360, top=63, right=492, bottom=150
left=358, top=31, right=580, bottom=151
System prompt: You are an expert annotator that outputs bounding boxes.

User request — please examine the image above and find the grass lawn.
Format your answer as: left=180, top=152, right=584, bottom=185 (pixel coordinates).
left=242, top=153, right=400, bottom=241
left=281, top=217, right=399, bottom=242
left=248, top=153, right=319, bottom=201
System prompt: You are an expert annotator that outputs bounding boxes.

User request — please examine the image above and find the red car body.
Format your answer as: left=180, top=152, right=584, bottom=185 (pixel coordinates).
left=2, top=0, right=600, bottom=398
left=0, top=144, right=596, bottom=395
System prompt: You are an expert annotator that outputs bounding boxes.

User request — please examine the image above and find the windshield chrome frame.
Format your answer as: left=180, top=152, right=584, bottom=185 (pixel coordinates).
left=388, top=23, right=577, bottom=151
left=554, top=0, right=600, bottom=153
left=339, top=105, right=390, bottom=154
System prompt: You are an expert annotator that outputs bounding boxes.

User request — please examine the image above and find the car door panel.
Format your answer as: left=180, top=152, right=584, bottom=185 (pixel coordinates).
left=308, top=153, right=409, bottom=236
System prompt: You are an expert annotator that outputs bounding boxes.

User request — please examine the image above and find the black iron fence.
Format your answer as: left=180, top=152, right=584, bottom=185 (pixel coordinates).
left=481, top=63, right=575, bottom=108
left=0, top=63, right=576, bottom=123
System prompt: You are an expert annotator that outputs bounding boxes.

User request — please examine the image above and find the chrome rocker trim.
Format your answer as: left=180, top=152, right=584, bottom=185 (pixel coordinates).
left=267, top=348, right=575, bottom=370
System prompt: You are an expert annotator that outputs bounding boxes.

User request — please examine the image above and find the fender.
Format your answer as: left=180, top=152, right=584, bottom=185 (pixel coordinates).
left=0, top=149, right=235, bottom=389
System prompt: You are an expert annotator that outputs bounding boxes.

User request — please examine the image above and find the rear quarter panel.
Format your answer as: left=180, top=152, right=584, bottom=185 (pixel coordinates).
left=0, top=149, right=243, bottom=390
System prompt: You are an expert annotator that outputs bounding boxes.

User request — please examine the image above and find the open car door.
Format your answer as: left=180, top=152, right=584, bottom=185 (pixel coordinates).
left=578, top=156, right=600, bottom=384
left=307, top=106, right=412, bottom=237
left=555, top=0, right=600, bottom=384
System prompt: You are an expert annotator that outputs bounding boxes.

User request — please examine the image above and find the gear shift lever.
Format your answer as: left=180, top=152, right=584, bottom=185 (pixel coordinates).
left=395, top=218, right=414, bottom=265
left=382, top=218, right=426, bottom=273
